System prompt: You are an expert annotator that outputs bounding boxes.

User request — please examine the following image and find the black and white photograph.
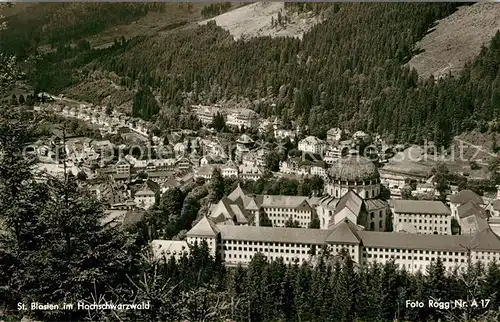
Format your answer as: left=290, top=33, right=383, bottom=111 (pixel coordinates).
left=1, top=1, right=500, bottom=321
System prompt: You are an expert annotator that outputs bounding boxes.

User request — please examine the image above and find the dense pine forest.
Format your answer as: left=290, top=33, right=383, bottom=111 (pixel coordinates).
left=89, top=2, right=489, bottom=146
left=3, top=3, right=500, bottom=146
left=0, top=3, right=166, bottom=56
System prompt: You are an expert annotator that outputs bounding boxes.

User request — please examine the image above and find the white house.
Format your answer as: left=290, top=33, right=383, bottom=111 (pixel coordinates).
left=239, top=162, right=264, bottom=181
left=152, top=240, right=190, bottom=262
left=298, top=136, right=325, bottom=156
left=134, top=185, right=156, bottom=210
left=326, top=128, right=343, bottom=144
left=391, top=200, right=452, bottom=235
left=220, top=165, right=238, bottom=178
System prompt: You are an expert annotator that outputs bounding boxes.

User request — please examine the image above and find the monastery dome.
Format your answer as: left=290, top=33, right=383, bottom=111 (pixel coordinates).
left=328, top=156, right=379, bottom=183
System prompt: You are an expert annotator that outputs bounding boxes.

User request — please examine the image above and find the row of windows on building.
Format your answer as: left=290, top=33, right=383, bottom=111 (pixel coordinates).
left=272, top=220, right=308, bottom=227
left=225, top=253, right=307, bottom=263
left=369, top=221, right=384, bottom=230
left=188, top=237, right=213, bottom=247
left=408, top=226, right=448, bottom=232
left=332, top=189, right=378, bottom=199
left=365, top=248, right=464, bottom=255
left=398, top=218, right=449, bottom=224
left=268, top=213, right=311, bottom=220
left=366, top=254, right=466, bottom=262
left=264, top=207, right=311, bottom=214
left=221, top=243, right=358, bottom=254
left=369, top=211, right=383, bottom=219
left=223, top=246, right=310, bottom=254
left=378, top=262, right=427, bottom=271
left=396, top=213, right=449, bottom=218
left=223, top=240, right=319, bottom=248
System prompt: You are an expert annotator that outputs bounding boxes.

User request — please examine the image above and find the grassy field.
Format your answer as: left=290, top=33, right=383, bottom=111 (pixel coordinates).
left=407, top=2, right=500, bottom=80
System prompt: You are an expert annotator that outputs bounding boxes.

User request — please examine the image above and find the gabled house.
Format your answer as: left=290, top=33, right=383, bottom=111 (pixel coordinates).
left=134, top=184, right=156, bottom=210
left=450, top=189, right=485, bottom=220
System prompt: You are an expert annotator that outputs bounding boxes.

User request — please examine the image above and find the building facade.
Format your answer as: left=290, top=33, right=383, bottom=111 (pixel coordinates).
left=207, top=185, right=318, bottom=228
left=157, top=216, right=500, bottom=272
left=226, top=108, right=260, bottom=129
left=298, top=136, right=326, bottom=155
left=134, top=185, right=156, bottom=210
left=391, top=200, right=452, bottom=235
left=316, top=190, right=389, bottom=231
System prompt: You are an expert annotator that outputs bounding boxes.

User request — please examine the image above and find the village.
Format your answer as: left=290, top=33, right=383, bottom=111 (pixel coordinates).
left=28, top=93, right=500, bottom=273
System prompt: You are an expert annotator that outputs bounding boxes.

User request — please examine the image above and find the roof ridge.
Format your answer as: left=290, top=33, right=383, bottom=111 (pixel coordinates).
left=186, top=215, right=219, bottom=237
left=326, top=218, right=361, bottom=244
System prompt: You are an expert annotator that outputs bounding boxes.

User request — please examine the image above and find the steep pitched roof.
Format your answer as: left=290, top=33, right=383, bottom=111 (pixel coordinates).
left=256, top=195, right=312, bottom=210
left=334, top=190, right=363, bottom=216
left=364, top=199, right=389, bottom=211
left=325, top=219, right=362, bottom=244
left=358, top=230, right=473, bottom=252
left=458, top=201, right=489, bottom=219
left=227, top=184, right=248, bottom=201
left=245, top=198, right=260, bottom=211
left=450, top=189, right=484, bottom=205
left=186, top=216, right=219, bottom=237
left=135, top=185, right=155, bottom=196
left=319, top=195, right=338, bottom=211
left=469, top=228, right=500, bottom=251
left=328, top=207, right=358, bottom=228
left=216, top=225, right=330, bottom=244
left=461, top=215, right=489, bottom=234
left=230, top=204, right=248, bottom=224
left=391, top=200, right=451, bottom=215
left=210, top=198, right=236, bottom=222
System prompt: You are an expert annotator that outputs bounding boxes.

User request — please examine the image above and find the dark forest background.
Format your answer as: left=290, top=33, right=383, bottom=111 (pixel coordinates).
left=3, top=3, right=500, bottom=147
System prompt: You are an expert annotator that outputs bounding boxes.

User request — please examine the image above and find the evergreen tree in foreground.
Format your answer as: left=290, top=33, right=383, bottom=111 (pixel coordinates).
left=0, top=109, right=136, bottom=321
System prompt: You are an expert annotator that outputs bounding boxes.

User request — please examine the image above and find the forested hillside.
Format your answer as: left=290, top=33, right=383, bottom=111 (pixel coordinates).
left=90, top=3, right=464, bottom=143
left=0, top=3, right=168, bottom=57
left=4, top=3, right=500, bottom=146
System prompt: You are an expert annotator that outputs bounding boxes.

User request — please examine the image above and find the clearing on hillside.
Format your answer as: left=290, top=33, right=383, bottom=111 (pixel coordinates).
left=408, top=2, right=500, bottom=80
left=198, top=2, right=323, bottom=41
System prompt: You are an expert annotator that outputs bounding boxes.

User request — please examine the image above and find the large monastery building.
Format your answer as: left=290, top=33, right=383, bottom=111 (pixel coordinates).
left=157, top=215, right=500, bottom=273
left=154, top=155, right=500, bottom=273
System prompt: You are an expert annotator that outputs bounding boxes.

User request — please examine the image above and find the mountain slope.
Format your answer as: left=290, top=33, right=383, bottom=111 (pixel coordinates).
left=199, top=2, right=324, bottom=41
left=408, top=2, right=500, bottom=80
left=87, top=3, right=459, bottom=137
left=8, top=3, right=500, bottom=148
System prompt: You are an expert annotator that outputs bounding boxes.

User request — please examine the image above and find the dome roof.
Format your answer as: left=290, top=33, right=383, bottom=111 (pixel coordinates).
left=328, top=156, right=379, bottom=182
